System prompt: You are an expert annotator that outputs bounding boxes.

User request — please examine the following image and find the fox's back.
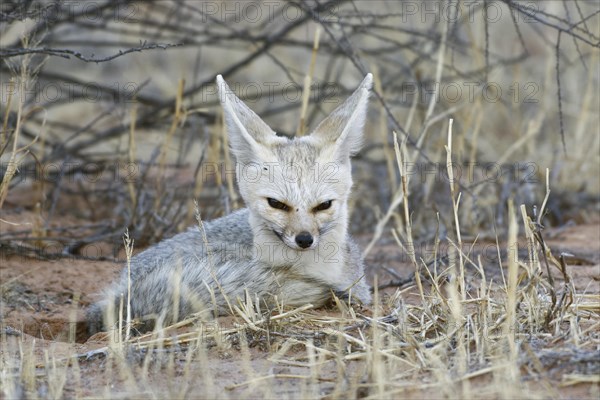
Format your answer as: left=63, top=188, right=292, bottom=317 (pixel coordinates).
left=127, top=209, right=255, bottom=281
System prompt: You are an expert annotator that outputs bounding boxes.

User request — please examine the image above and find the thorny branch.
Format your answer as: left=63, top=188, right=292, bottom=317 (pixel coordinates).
left=0, top=42, right=183, bottom=63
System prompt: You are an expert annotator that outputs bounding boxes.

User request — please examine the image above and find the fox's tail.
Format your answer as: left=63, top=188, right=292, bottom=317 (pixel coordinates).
left=85, top=301, right=106, bottom=335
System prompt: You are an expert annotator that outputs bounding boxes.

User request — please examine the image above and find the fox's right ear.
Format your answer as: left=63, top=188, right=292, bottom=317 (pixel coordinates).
left=216, top=75, right=281, bottom=162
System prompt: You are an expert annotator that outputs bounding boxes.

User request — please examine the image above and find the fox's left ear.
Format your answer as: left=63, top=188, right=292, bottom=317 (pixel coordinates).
left=310, top=73, right=372, bottom=160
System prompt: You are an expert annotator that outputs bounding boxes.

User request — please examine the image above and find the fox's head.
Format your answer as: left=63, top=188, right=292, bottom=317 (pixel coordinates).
left=216, top=74, right=372, bottom=253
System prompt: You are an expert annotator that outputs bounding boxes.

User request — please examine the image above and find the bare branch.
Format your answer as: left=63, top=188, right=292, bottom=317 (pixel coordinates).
left=1, top=41, right=183, bottom=63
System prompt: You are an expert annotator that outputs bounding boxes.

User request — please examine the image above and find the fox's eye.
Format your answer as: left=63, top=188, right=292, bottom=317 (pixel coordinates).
left=313, top=200, right=333, bottom=212
left=267, top=198, right=290, bottom=211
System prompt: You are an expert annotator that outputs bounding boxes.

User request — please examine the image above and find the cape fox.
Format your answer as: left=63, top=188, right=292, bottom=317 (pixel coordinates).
left=87, top=74, right=373, bottom=333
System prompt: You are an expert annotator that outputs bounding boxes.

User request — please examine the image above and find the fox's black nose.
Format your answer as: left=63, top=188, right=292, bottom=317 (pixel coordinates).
left=295, top=232, right=313, bottom=249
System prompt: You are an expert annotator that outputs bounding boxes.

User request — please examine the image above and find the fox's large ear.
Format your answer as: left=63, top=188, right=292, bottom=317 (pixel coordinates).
left=216, top=75, right=280, bottom=162
left=310, top=73, right=372, bottom=160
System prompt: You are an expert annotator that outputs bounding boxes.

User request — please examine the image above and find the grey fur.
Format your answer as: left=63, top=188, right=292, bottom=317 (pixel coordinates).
left=87, top=74, right=373, bottom=334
